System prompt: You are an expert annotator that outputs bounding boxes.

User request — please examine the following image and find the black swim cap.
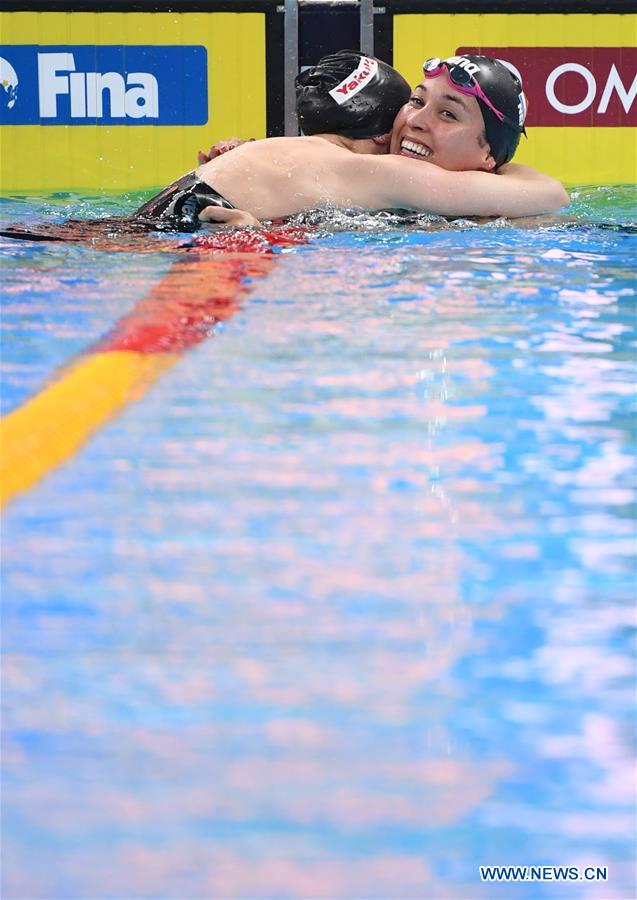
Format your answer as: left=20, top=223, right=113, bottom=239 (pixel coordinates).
left=295, top=50, right=411, bottom=139
left=442, top=55, right=527, bottom=167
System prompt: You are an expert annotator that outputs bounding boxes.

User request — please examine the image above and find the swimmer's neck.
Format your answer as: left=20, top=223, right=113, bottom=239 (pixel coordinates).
left=312, top=133, right=388, bottom=155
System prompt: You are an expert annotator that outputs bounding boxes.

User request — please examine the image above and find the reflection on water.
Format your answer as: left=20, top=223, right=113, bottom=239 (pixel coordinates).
left=1, top=193, right=635, bottom=899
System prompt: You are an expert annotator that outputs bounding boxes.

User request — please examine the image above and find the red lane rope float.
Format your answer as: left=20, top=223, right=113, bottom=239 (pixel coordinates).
left=94, top=228, right=311, bottom=355
left=0, top=221, right=311, bottom=255
left=0, top=227, right=310, bottom=508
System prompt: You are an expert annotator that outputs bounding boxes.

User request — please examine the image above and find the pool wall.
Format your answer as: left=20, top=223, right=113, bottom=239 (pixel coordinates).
left=0, top=0, right=635, bottom=191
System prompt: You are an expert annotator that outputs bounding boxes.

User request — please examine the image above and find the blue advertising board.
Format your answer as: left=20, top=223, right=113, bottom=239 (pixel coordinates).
left=0, top=45, right=208, bottom=125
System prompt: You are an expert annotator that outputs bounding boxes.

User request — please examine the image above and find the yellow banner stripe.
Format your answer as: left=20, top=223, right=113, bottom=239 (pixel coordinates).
left=0, top=350, right=179, bottom=508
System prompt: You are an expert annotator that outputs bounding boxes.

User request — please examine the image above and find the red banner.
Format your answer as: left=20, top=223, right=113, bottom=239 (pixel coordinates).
left=458, top=47, right=637, bottom=126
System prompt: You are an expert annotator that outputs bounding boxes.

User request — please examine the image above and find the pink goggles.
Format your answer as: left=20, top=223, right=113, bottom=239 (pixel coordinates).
left=423, top=57, right=523, bottom=133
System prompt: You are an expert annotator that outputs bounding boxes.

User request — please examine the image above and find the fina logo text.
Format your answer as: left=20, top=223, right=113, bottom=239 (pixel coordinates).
left=39, top=52, right=158, bottom=118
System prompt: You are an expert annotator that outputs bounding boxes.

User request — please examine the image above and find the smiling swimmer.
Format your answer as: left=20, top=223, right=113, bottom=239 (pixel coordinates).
left=420, top=55, right=527, bottom=167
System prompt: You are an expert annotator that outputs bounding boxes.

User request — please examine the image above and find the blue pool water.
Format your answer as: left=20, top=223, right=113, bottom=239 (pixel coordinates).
left=1, top=189, right=635, bottom=899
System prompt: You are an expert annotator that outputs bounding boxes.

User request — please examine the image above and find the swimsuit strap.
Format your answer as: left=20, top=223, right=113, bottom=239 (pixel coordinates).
left=158, top=183, right=235, bottom=233
left=133, top=174, right=235, bottom=232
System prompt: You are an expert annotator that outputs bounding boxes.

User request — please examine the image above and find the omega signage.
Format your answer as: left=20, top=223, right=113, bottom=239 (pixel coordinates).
left=458, top=47, right=636, bottom=127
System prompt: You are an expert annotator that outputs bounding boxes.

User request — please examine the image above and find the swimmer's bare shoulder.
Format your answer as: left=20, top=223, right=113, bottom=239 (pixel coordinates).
left=196, top=136, right=354, bottom=219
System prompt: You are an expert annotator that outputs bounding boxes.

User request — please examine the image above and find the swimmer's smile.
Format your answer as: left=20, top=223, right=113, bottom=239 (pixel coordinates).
left=400, top=139, right=432, bottom=159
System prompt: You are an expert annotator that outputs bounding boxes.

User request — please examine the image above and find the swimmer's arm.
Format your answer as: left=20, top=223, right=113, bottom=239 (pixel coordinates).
left=497, top=166, right=570, bottom=215
left=361, top=156, right=569, bottom=218
left=401, top=163, right=568, bottom=217
left=497, top=163, right=570, bottom=195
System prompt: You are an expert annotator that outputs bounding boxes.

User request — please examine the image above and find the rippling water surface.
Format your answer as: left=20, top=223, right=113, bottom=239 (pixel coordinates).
left=1, top=188, right=635, bottom=899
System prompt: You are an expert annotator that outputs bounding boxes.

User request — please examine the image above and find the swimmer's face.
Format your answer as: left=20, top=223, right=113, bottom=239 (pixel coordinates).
left=389, top=78, right=496, bottom=172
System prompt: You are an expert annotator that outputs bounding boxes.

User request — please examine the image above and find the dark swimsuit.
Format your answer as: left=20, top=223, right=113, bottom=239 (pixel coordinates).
left=133, top=171, right=236, bottom=232
left=0, top=174, right=236, bottom=244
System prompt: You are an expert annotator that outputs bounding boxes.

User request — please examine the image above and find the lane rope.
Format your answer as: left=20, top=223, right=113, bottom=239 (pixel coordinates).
left=1, top=228, right=309, bottom=508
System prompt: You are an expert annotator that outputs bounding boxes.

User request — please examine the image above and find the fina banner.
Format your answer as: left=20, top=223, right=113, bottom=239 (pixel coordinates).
left=0, top=45, right=208, bottom=125
left=0, top=9, right=268, bottom=191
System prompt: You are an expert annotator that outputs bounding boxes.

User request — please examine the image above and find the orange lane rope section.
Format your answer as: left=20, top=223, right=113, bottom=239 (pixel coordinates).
left=0, top=351, right=180, bottom=508
left=0, top=230, right=302, bottom=509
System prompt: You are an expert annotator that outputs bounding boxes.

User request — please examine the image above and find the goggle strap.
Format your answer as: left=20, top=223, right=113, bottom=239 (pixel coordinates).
left=422, top=58, right=524, bottom=134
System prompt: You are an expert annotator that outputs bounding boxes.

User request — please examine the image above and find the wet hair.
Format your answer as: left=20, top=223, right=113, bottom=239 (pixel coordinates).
left=443, top=55, right=527, bottom=166
left=295, top=50, right=411, bottom=139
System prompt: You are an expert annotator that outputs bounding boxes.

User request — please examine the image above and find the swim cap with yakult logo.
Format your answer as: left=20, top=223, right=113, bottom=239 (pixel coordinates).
left=295, top=50, right=411, bottom=139
left=424, top=55, right=527, bottom=166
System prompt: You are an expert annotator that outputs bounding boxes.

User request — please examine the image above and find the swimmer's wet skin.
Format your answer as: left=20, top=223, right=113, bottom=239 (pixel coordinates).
left=135, top=51, right=567, bottom=230
left=0, top=51, right=567, bottom=246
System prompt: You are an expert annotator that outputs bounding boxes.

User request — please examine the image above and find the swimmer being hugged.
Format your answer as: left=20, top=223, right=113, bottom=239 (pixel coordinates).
left=135, top=50, right=568, bottom=229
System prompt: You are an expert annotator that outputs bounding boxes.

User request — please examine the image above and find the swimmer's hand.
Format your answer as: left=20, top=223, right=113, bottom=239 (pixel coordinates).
left=198, top=206, right=262, bottom=228
left=197, top=137, right=254, bottom=165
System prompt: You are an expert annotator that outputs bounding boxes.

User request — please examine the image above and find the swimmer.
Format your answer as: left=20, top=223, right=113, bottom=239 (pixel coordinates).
left=135, top=51, right=411, bottom=229
left=161, top=50, right=567, bottom=228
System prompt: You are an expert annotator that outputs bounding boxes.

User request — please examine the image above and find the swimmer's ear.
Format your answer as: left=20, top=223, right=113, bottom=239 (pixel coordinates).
left=372, top=133, right=391, bottom=147
left=481, top=153, right=497, bottom=173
